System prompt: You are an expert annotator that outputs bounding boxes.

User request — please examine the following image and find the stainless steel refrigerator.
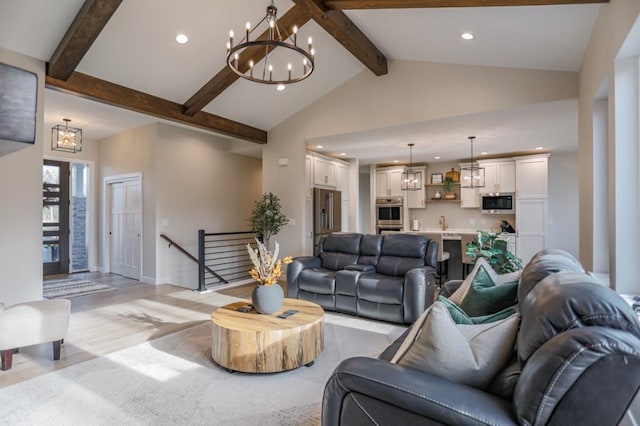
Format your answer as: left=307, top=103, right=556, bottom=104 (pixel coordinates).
left=314, top=188, right=342, bottom=253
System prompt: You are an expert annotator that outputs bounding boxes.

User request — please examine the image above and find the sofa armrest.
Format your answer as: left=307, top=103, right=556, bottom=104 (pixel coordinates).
left=344, top=264, right=375, bottom=273
left=286, top=256, right=322, bottom=298
left=440, top=279, right=464, bottom=298
left=403, top=266, right=437, bottom=323
left=322, top=357, right=517, bottom=426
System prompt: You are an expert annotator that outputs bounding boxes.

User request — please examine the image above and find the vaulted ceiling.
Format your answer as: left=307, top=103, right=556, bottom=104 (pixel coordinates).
left=0, top=0, right=606, bottom=162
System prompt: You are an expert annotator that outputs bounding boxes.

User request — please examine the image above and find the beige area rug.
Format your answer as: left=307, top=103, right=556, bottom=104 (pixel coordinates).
left=43, top=278, right=116, bottom=299
left=0, top=311, right=405, bottom=425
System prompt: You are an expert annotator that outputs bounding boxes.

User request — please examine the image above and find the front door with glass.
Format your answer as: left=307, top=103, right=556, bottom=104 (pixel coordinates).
left=43, top=160, right=70, bottom=275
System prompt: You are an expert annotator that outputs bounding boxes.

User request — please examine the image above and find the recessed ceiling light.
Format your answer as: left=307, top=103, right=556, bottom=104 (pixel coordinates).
left=339, top=152, right=346, bottom=156
left=461, top=32, right=474, bottom=40
left=480, top=151, right=488, bottom=156
left=316, top=145, right=324, bottom=149
left=276, top=84, right=286, bottom=91
left=175, top=34, right=189, bottom=44
left=434, top=156, right=441, bottom=160
left=535, top=146, right=544, bottom=150
left=393, top=160, right=399, bottom=163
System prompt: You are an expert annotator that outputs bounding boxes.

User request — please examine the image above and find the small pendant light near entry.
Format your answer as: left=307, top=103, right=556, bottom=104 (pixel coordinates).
left=52, top=118, right=82, bottom=153
left=460, top=136, right=484, bottom=189
left=402, top=143, right=422, bottom=191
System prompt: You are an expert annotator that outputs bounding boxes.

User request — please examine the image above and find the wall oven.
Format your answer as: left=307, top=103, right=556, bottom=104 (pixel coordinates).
left=481, top=193, right=515, bottom=214
left=376, top=197, right=403, bottom=233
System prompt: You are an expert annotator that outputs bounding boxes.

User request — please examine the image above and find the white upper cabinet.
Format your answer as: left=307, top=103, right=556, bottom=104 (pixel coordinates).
left=305, top=155, right=313, bottom=198
left=376, top=168, right=403, bottom=197
left=313, top=156, right=336, bottom=187
left=478, top=160, right=516, bottom=193
left=335, top=162, right=349, bottom=198
left=459, top=163, right=480, bottom=208
left=407, top=167, right=427, bottom=208
left=515, top=155, right=549, bottom=198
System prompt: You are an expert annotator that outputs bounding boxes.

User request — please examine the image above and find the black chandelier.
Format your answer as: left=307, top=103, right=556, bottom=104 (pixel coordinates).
left=401, top=143, right=422, bottom=191
left=226, top=0, right=315, bottom=88
left=460, top=136, right=485, bottom=189
left=51, top=118, right=82, bottom=153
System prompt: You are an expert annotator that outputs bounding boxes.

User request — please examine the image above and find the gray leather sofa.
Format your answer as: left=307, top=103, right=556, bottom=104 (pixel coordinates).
left=322, top=248, right=640, bottom=425
left=286, top=233, right=438, bottom=324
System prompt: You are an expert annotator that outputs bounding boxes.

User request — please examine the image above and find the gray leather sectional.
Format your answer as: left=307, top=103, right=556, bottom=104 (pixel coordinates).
left=322, top=248, right=640, bottom=425
left=286, top=232, right=438, bottom=324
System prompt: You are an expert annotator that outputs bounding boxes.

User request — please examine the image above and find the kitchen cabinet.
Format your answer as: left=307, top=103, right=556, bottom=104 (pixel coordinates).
left=478, top=159, right=515, bottom=193
left=407, top=167, right=427, bottom=208
left=313, top=156, right=336, bottom=187
left=335, top=162, right=349, bottom=198
left=498, top=233, right=516, bottom=255
left=515, top=155, right=549, bottom=198
left=459, top=163, right=480, bottom=208
left=376, top=168, right=403, bottom=197
left=305, top=155, right=313, bottom=198
left=516, top=198, right=547, bottom=264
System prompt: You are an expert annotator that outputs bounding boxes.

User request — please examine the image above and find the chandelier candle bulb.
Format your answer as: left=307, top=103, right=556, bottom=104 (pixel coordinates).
left=288, top=63, right=292, bottom=79
left=293, top=25, right=298, bottom=45
left=308, top=37, right=313, bottom=54
left=229, top=30, right=234, bottom=49
left=245, top=22, right=250, bottom=41
left=269, top=64, right=273, bottom=81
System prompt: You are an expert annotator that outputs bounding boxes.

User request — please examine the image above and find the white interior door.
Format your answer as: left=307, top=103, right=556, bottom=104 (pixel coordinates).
left=110, top=179, right=141, bottom=279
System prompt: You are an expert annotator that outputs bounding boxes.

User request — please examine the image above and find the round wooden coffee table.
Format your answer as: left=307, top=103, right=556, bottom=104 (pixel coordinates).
left=211, top=298, right=324, bottom=373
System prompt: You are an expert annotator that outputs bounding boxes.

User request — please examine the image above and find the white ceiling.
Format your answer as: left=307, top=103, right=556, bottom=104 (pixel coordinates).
left=0, top=1, right=602, bottom=163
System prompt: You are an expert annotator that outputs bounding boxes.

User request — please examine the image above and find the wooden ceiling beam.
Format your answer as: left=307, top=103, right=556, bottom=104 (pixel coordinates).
left=294, top=0, right=387, bottom=76
left=46, top=71, right=267, bottom=144
left=182, top=5, right=311, bottom=117
left=48, top=0, right=123, bottom=81
left=324, top=0, right=608, bottom=9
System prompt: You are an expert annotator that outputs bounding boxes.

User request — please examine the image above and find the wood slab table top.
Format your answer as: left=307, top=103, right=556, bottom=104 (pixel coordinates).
left=211, top=298, right=324, bottom=373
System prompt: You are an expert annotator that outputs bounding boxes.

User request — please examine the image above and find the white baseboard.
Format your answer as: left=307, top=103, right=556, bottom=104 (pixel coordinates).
left=97, top=266, right=107, bottom=273
left=140, top=275, right=166, bottom=285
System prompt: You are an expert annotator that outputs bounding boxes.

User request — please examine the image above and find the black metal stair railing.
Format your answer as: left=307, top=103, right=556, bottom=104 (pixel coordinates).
left=197, top=230, right=257, bottom=292
left=160, top=231, right=257, bottom=292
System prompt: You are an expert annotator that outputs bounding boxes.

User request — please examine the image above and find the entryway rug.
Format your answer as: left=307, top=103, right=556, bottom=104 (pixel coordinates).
left=0, top=313, right=405, bottom=425
left=43, top=278, right=116, bottom=299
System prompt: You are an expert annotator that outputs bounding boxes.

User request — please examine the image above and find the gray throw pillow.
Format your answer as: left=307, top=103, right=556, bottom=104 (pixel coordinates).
left=391, top=302, right=520, bottom=389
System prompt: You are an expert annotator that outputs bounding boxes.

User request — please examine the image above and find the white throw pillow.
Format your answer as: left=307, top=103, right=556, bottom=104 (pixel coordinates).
left=449, top=257, right=521, bottom=305
left=391, top=301, right=520, bottom=389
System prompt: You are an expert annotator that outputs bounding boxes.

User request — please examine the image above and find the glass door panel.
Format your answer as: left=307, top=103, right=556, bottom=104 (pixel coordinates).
left=43, top=160, right=70, bottom=275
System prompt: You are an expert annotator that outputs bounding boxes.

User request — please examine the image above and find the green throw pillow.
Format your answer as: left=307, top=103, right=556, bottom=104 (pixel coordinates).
left=458, top=265, right=518, bottom=317
left=438, top=296, right=473, bottom=324
left=439, top=296, right=516, bottom=325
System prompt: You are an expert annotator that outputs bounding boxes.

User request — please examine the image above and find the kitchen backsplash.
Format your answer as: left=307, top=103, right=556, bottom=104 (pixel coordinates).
left=409, top=202, right=515, bottom=232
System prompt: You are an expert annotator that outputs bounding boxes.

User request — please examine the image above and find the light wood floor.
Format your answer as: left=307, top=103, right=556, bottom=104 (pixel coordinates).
left=0, top=273, right=280, bottom=388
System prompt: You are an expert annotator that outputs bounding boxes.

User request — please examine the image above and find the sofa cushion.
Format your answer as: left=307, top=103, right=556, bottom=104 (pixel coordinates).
left=298, top=268, right=337, bottom=294
left=320, top=252, right=359, bottom=271
left=518, top=249, right=584, bottom=303
left=449, top=257, right=521, bottom=306
left=376, top=256, right=426, bottom=277
left=380, top=233, right=427, bottom=258
left=517, top=271, right=640, bottom=364
left=358, top=234, right=383, bottom=266
left=357, top=274, right=404, bottom=304
left=322, top=233, right=362, bottom=254
left=390, top=302, right=520, bottom=389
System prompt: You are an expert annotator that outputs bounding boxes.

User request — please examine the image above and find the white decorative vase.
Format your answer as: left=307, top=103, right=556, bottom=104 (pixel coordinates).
left=251, top=284, right=284, bottom=314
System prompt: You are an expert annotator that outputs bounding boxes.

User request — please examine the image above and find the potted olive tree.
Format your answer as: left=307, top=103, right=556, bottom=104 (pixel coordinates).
left=443, top=176, right=457, bottom=200
left=247, top=192, right=288, bottom=249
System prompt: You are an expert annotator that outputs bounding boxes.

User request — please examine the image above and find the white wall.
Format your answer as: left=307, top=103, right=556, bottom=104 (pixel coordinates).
left=154, top=123, right=261, bottom=287
left=547, top=152, right=580, bottom=257
left=579, top=0, right=640, bottom=292
left=98, top=123, right=261, bottom=287
left=0, top=48, right=45, bottom=305
left=266, top=60, right=579, bottom=257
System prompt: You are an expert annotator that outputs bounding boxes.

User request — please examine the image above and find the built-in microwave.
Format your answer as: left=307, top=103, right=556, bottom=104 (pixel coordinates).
left=481, top=193, right=515, bottom=214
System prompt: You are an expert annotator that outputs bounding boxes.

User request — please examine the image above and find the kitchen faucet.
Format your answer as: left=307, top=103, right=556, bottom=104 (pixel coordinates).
left=439, top=215, right=447, bottom=231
